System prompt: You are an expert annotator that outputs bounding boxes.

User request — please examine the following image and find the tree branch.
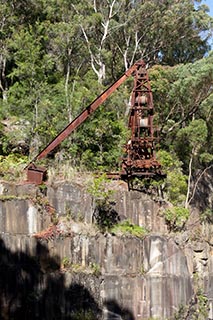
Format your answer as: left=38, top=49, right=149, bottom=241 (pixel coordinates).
left=188, top=163, right=213, bottom=206
left=185, top=152, right=194, bottom=209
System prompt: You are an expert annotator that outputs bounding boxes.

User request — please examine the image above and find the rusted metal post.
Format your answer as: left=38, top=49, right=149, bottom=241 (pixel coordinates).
left=121, top=60, right=164, bottom=181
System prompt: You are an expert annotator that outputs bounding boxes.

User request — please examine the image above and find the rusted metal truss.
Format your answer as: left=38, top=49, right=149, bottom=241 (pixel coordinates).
left=120, top=61, right=165, bottom=182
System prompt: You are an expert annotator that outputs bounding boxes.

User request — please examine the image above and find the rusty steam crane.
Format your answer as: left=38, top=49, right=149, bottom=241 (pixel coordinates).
left=26, top=60, right=165, bottom=185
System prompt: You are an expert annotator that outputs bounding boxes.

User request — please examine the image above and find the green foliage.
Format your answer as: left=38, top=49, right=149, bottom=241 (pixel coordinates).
left=172, top=288, right=209, bottom=320
left=0, top=118, right=30, bottom=155
left=87, top=175, right=120, bottom=232
left=157, top=150, right=182, bottom=170
left=61, top=257, right=71, bottom=269
left=164, top=206, right=189, bottom=232
left=139, top=265, right=146, bottom=276
left=0, top=154, right=28, bottom=180
left=0, top=195, right=29, bottom=201
left=175, top=119, right=208, bottom=165
left=71, top=264, right=84, bottom=273
left=38, top=183, right=48, bottom=194
left=158, top=150, right=187, bottom=205
left=172, top=304, right=187, bottom=320
left=61, top=258, right=101, bottom=276
left=93, top=199, right=120, bottom=233
left=89, top=262, right=101, bottom=276
left=166, top=171, right=188, bottom=206
left=152, top=54, right=213, bottom=175
left=199, top=152, right=213, bottom=165
left=68, top=106, right=128, bottom=171
left=87, top=174, right=113, bottom=201
left=111, top=220, right=147, bottom=238
left=195, top=288, right=209, bottom=320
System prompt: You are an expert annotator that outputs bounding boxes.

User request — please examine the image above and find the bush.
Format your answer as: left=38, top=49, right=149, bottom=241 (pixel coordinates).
left=164, top=206, right=189, bottom=232
left=111, top=220, right=147, bottom=237
left=157, top=150, right=187, bottom=206
left=87, top=174, right=113, bottom=201
left=0, top=154, right=28, bottom=180
left=93, top=199, right=120, bottom=232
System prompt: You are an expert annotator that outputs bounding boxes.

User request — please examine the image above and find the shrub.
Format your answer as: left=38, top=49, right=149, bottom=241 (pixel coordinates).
left=93, top=199, right=120, bottom=232
left=87, top=174, right=113, bottom=201
left=0, top=154, right=28, bottom=180
left=157, top=150, right=187, bottom=206
left=111, top=220, right=147, bottom=237
left=164, top=206, right=189, bottom=232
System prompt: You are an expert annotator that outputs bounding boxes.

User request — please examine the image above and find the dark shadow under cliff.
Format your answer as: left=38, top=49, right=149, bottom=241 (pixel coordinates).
left=0, top=238, right=100, bottom=320
left=0, top=237, right=134, bottom=320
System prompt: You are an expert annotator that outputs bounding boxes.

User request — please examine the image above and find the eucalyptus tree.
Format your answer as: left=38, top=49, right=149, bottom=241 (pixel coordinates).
left=150, top=52, right=213, bottom=207
left=40, top=0, right=84, bottom=122
left=70, top=0, right=212, bottom=83
left=0, top=1, right=17, bottom=103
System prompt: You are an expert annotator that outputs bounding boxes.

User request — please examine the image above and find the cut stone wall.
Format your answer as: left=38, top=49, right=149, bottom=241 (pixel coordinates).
left=0, top=180, right=212, bottom=319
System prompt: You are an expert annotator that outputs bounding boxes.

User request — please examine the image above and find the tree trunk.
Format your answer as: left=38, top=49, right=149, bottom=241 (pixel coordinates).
left=185, top=151, right=194, bottom=209
left=0, top=55, right=8, bottom=101
left=65, top=54, right=71, bottom=122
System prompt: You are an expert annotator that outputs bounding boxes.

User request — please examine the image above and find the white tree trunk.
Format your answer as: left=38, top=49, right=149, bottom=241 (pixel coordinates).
left=185, top=150, right=194, bottom=209
left=188, top=164, right=213, bottom=206
left=0, top=55, right=8, bottom=101
left=65, top=52, right=71, bottom=122
left=79, top=0, right=118, bottom=84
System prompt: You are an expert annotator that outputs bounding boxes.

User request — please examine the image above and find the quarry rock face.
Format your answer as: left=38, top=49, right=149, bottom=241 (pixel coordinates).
left=0, top=180, right=212, bottom=319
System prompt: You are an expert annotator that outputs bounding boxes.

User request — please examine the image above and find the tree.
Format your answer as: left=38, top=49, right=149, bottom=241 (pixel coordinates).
left=41, top=0, right=84, bottom=122
left=0, top=0, right=213, bottom=178
left=71, top=0, right=213, bottom=83
left=0, top=1, right=17, bottom=103
left=175, top=119, right=208, bottom=208
left=105, top=0, right=213, bottom=71
left=6, top=26, right=56, bottom=156
left=150, top=52, right=213, bottom=155
left=158, top=150, right=188, bottom=206
left=150, top=53, right=213, bottom=208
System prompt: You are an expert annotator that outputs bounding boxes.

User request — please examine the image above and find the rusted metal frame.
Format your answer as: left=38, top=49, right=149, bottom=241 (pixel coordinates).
left=25, top=59, right=165, bottom=184
left=121, top=61, right=163, bottom=179
left=28, top=60, right=144, bottom=165
left=137, top=73, right=154, bottom=138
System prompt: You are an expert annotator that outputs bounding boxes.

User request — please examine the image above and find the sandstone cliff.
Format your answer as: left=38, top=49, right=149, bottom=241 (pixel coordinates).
left=0, top=180, right=212, bottom=319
